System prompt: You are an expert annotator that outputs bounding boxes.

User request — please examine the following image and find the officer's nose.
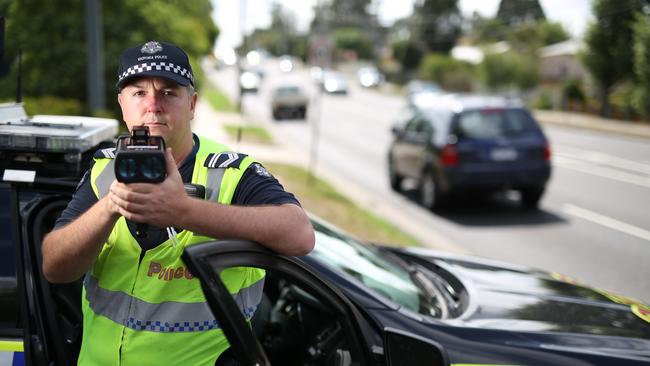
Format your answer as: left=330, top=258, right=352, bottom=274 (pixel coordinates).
left=144, top=93, right=162, bottom=113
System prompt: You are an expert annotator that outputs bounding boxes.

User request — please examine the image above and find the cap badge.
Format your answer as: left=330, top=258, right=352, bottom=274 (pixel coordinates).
left=141, top=41, right=163, bottom=55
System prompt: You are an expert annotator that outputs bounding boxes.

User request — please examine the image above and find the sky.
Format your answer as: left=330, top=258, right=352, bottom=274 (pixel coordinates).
left=211, top=0, right=594, bottom=52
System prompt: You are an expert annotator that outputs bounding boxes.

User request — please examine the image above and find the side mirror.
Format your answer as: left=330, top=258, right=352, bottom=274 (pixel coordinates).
left=384, top=328, right=449, bottom=366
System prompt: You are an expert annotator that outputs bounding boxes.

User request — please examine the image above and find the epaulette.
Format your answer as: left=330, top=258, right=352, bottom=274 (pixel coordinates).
left=94, top=148, right=116, bottom=159
left=204, top=152, right=248, bottom=169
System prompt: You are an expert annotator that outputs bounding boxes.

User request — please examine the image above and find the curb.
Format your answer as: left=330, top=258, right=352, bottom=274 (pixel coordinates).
left=533, top=110, right=650, bottom=140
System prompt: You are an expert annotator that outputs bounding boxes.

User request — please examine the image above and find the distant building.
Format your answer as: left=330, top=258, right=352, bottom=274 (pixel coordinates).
left=538, top=39, right=587, bottom=83
left=450, top=42, right=510, bottom=65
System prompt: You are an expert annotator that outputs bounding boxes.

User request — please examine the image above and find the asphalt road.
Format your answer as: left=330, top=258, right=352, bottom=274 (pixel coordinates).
left=205, top=59, right=650, bottom=303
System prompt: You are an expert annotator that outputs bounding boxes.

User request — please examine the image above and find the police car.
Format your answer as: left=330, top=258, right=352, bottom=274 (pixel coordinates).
left=1, top=103, right=649, bottom=365
left=0, top=102, right=117, bottom=365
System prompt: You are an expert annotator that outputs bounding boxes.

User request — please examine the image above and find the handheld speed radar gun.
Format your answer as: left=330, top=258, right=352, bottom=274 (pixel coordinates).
left=114, top=126, right=167, bottom=184
left=114, top=126, right=166, bottom=238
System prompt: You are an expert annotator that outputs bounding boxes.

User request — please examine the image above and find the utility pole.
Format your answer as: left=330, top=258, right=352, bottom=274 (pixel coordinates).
left=85, top=0, right=105, bottom=113
left=237, top=0, right=246, bottom=113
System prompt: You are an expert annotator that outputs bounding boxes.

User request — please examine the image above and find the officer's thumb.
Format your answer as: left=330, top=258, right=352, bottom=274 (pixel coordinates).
left=165, top=147, right=177, bottom=176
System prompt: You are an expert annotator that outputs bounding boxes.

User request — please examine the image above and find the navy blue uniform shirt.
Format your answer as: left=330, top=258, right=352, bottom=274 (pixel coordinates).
left=55, top=134, right=300, bottom=250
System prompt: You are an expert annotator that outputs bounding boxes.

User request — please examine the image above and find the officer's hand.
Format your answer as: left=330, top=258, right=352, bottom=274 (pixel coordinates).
left=108, top=147, right=190, bottom=227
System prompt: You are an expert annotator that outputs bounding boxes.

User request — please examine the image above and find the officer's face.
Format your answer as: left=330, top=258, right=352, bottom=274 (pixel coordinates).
left=118, top=77, right=196, bottom=149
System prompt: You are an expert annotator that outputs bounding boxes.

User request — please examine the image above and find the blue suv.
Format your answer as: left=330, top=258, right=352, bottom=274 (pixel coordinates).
left=388, top=94, right=551, bottom=210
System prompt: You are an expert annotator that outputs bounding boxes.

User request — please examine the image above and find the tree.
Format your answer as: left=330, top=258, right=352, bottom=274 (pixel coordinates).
left=632, top=13, right=650, bottom=119
left=332, top=28, right=373, bottom=60
left=496, top=0, right=545, bottom=26
left=392, top=39, right=423, bottom=73
left=329, top=0, right=372, bottom=29
left=581, top=0, right=642, bottom=117
left=248, top=3, right=298, bottom=56
left=1, top=0, right=217, bottom=115
left=413, top=0, right=462, bottom=54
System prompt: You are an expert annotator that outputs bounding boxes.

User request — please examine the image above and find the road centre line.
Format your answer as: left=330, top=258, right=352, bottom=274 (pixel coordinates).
left=553, top=155, right=650, bottom=189
left=563, top=204, right=650, bottom=243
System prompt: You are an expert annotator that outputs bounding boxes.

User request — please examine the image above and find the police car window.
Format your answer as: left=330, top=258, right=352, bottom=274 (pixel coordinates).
left=0, top=185, right=21, bottom=332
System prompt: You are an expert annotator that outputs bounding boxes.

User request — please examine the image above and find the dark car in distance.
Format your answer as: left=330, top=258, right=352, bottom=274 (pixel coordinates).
left=388, top=94, right=551, bottom=210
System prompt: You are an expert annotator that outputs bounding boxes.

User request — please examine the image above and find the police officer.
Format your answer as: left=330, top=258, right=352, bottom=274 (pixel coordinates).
left=42, top=41, right=315, bottom=366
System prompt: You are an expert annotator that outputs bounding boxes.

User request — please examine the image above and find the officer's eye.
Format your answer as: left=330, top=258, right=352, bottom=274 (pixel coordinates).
left=162, top=90, right=176, bottom=97
left=132, top=90, right=146, bottom=97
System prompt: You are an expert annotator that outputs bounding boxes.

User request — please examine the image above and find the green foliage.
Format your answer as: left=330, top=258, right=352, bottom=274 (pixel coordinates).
left=480, top=51, right=538, bottom=91
left=417, top=53, right=474, bottom=92
left=580, top=0, right=641, bottom=116
left=608, top=82, right=638, bottom=119
left=508, top=21, right=569, bottom=50
left=247, top=3, right=304, bottom=57
left=201, top=84, right=237, bottom=113
left=332, top=28, right=373, bottom=60
left=496, top=0, right=546, bottom=26
left=2, top=0, right=217, bottom=116
left=22, top=96, right=84, bottom=116
left=391, top=40, right=423, bottom=72
left=532, top=90, right=553, bottom=110
left=328, top=0, right=373, bottom=29
left=632, top=14, right=650, bottom=119
left=223, top=125, right=273, bottom=145
left=413, top=0, right=462, bottom=53
left=563, top=79, right=586, bottom=103
left=474, top=18, right=568, bottom=51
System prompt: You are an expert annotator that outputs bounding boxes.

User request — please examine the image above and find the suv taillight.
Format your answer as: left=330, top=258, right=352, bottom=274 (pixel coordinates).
left=441, top=144, right=459, bottom=166
left=543, top=141, right=551, bottom=161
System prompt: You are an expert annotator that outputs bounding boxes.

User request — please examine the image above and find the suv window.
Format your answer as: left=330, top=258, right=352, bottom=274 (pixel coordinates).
left=0, top=185, right=21, bottom=332
left=456, top=109, right=539, bottom=139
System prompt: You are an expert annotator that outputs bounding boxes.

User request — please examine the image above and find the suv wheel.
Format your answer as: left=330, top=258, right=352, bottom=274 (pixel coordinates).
left=520, top=187, right=544, bottom=209
left=420, top=171, right=446, bottom=210
left=388, top=157, right=403, bottom=192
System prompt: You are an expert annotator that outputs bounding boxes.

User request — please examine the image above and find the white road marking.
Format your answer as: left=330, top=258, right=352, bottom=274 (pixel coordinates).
left=553, top=155, right=650, bottom=189
left=563, top=204, right=650, bottom=242
left=556, top=149, right=650, bottom=175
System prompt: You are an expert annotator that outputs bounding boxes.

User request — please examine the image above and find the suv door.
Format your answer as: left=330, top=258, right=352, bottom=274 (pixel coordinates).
left=401, top=115, right=433, bottom=178
left=182, top=240, right=377, bottom=366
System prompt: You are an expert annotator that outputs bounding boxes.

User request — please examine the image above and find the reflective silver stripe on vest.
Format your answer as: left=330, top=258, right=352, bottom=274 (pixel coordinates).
left=95, top=160, right=116, bottom=199
left=84, top=274, right=263, bottom=332
left=94, top=158, right=226, bottom=202
left=205, top=168, right=225, bottom=202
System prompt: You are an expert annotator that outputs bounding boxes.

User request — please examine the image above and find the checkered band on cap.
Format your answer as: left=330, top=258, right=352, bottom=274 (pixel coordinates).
left=118, top=61, right=194, bottom=84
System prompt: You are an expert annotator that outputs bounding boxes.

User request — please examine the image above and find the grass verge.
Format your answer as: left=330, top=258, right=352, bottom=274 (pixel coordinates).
left=266, top=163, right=419, bottom=247
left=223, top=124, right=274, bottom=144
left=201, top=83, right=237, bottom=112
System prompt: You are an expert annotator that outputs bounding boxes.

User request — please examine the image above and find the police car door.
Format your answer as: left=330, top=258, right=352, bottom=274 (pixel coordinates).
left=182, top=240, right=377, bottom=366
left=4, top=177, right=82, bottom=366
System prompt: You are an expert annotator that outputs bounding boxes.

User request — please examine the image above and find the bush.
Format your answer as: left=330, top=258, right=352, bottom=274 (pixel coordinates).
left=417, top=53, right=474, bottom=92
left=391, top=39, right=423, bottom=72
left=481, top=51, right=538, bottom=91
left=332, top=28, right=373, bottom=60
left=563, top=79, right=585, bottom=103
left=532, top=91, right=553, bottom=110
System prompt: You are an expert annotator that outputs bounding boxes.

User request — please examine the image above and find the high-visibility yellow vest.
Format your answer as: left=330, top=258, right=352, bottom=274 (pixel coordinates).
left=79, top=136, right=265, bottom=366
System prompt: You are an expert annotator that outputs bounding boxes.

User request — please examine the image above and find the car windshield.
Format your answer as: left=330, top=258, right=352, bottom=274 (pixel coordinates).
left=275, top=87, right=300, bottom=96
left=457, top=109, right=539, bottom=139
left=309, top=219, right=422, bottom=312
